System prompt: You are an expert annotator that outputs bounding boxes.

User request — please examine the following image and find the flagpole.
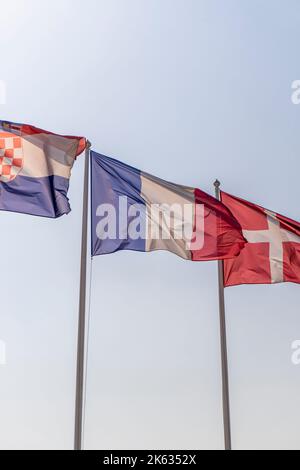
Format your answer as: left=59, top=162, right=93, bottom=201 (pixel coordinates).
left=74, top=140, right=91, bottom=451
left=214, top=179, right=232, bottom=451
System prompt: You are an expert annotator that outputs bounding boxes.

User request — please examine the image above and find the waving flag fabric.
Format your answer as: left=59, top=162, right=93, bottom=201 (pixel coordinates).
left=221, top=191, right=300, bottom=286
left=91, top=152, right=246, bottom=260
left=0, top=120, right=86, bottom=218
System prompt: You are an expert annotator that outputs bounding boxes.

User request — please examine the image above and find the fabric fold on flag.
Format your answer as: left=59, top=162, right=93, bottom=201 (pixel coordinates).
left=221, top=191, right=300, bottom=286
left=91, top=152, right=246, bottom=261
left=0, top=120, right=86, bottom=218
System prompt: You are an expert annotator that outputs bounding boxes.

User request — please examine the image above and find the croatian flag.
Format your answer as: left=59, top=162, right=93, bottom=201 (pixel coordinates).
left=91, top=152, right=246, bottom=261
left=0, top=120, right=86, bottom=218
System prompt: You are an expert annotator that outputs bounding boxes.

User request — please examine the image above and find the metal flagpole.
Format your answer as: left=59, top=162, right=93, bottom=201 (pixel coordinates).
left=214, top=179, right=232, bottom=451
left=74, top=140, right=91, bottom=451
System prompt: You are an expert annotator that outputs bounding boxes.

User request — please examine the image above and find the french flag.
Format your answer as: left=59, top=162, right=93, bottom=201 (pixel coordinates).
left=91, top=151, right=246, bottom=261
left=0, top=120, right=86, bottom=218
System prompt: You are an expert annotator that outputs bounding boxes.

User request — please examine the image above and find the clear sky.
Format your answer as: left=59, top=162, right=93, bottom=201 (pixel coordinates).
left=0, top=0, right=299, bottom=450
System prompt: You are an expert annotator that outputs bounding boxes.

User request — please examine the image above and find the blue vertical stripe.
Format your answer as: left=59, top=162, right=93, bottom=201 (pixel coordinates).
left=91, top=151, right=146, bottom=256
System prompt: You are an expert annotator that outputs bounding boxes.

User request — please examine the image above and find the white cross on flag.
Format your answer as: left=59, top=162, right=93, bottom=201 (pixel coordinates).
left=221, top=192, right=300, bottom=286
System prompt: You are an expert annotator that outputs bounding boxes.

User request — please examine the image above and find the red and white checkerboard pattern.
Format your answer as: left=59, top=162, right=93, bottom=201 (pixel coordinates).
left=0, top=133, right=23, bottom=183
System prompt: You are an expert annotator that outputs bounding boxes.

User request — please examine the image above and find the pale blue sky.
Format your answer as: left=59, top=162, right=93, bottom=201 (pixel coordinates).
left=0, top=0, right=299, bottom=450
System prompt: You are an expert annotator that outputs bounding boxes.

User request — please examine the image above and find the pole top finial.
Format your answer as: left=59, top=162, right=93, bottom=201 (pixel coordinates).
left=86, top=140, right=92, bottom=149
left=214, top=179, right=221, bottom=188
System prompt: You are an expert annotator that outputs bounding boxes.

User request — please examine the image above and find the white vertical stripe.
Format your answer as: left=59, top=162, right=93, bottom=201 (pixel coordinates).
left=140, top=173, right=195, bottom=260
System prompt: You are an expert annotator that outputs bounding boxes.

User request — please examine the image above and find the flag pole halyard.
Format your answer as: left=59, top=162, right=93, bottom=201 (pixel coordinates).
left=74, top=140, right=91, bottom=451
left=214, top=179, right=232, bottom=451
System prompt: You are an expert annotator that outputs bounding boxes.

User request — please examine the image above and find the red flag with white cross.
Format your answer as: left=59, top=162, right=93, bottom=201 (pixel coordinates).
left=220, top=192, right=300, bottom=286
